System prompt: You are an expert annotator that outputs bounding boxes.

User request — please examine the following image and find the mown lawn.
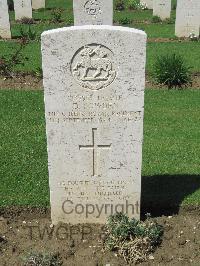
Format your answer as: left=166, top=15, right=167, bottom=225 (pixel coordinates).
left=0, top=0, right=198, bottom=77
left=9, top=2, right=177, bottom=39
left=0, top=41, right=199, bottom=74
left=0, top=89, right=199, bottom=208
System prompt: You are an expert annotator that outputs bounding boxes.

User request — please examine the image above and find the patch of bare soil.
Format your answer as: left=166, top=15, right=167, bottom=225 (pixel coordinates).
left=146, top=72, right=200, bottom=89
left=0, top=75, right=43, bottom=90
left=1, top=73, right=200, bottom=91
left=0, top=208, right=200, bottom=266
left=147, top=37, right=196, bottom=43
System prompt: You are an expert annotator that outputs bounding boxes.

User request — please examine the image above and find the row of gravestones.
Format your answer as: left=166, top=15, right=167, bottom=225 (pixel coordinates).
left=0, top=0, right=200, bottom=39
left=142, top=0, right=200, bottom=37
left=0, top=0, right=45, bottom=38
left=75, top=0, right=200, bottom=38
left=142, top=0, right=171, bottom=20
left=13, top=0, right=45, bottom=20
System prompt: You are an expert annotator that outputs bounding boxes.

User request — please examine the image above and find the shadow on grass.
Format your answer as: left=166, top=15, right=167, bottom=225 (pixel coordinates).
left=141, top=175, right=200, bottom=217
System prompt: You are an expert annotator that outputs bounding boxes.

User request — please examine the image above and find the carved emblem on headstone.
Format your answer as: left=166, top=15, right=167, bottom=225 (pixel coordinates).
left=71, top=44, right=116, bottom=90
left=84, top=0, right=101, bottom=17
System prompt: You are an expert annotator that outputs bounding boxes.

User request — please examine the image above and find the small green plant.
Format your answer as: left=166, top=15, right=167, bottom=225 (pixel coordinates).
left=153, top=53, right=192, bottom=89
left=51, top=8, right=63, bottom=23
left=164, top=18, right=175, bottom=24
left=34, top=67, right=43, bottom=79
left=151, top=16, right=162, bottom=23
left=20, top=26, right=37, bottom=41
left=0, top=39, right=28, bottom=78
left=104, top=213, right=163, bottom=264
left=66, top=18, right=73, bottom=26
left=119, top=17, right=132, bottom=25
left=23, top=251, right=62, bottom=266
left=115, top=0, right=125, bottom=11
left=127, top=0, right=142, bottom=10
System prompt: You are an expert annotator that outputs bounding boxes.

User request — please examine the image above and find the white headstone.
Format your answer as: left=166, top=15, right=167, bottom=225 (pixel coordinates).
left=42, top=25, right=146, bottom=225
left=140, top=0, right=153, bottom=9
left=13, top=0, right=32, bottom=20
left=0, top=0, right=11, bottom=39
left=153, top=0, right=171, bottom=20
left=32, top=0, right=45, bottom=10
left=73, top=0, right=113, bottom=26
left=175, top=0, right=200, bottom=37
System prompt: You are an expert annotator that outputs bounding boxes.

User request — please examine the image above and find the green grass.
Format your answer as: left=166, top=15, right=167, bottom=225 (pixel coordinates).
left=0, top=0, right=198, bottom=77
left=143, top=90, right=200, bottom=176
left=5, top=0, right=179, bottom=40
left=0, top=91, right=49, bottom=206
left=0, top=90, right=200, bottom=208
left=0, top=41, right=41, bottom=73
left=147, top=42, right=200, bottom=73
left=136, top=23, right=175, bottom=38
left=9, top=8, right=177, bottom=39
left=0, top=41, right=199, bottom=75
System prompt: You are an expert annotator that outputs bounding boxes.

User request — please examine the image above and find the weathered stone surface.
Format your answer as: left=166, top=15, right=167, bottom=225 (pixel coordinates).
left=141, top=0, right=153, bottom=9
left=175, top=0, right=200, bottom=37
left=153, top=0, right=171, bottom=20
left=32, top=0, right=45, bottom=10
left=73, top=0, right=113, bottom=25
left=0, top=0, right=11, bottom=39
left=13, top=0, right=32, bottom=20
left=42, top=25, right=146, bottom=224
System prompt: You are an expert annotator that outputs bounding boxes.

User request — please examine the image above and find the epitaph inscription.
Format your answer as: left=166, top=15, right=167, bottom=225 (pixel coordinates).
left=42, top=26, right=146, bottom=224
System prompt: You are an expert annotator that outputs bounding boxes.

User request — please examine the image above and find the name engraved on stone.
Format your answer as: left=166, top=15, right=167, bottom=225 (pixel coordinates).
left=79, top=128, right=111, bottom=177
left=71, top=44, right=116, bottom=90
left=84, top=0, right=102, bottom=17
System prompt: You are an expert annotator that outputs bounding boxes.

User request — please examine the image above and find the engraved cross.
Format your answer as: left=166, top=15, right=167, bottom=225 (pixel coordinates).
left=79, top=128, right=111, bottom=177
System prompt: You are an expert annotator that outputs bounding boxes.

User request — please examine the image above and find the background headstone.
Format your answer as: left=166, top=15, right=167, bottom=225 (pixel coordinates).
left=153, top=0, right=171, bottom=20
left=140, top=0, right=153, bottom=9
left=32, top=0, right=45, bottom=10
left=13, top=0, right=32, bottom=20
left=73, top=0, right=113, bottom=25
left=175, top=0, right=200, bottom=37
left=0, top=0, right=11, bottom=39
left=42, top=25, right=146, bottom=225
